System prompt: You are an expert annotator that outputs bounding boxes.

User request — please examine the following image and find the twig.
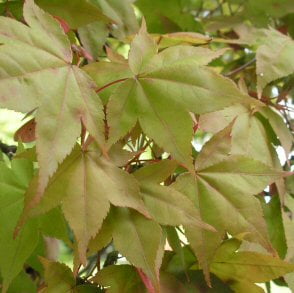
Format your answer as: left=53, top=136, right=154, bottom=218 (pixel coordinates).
left=224, top=58, right=256, bottom=77
left=95, top=78, right=128, bottom=94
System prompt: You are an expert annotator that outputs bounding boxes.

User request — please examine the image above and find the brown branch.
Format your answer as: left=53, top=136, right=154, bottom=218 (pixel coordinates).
left=95, top=78, right=128, bottom=94
left=224, top=58, right=256, bottom=77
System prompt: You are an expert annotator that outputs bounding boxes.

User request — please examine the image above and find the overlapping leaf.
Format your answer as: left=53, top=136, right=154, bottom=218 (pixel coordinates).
left=92, top=265, right=145, bottom=293
left=0, top=0, right=106, bottom=196
left=19, top=146, right=148, bottom=264
left=35, top=0, right=111, bottom=28
left=210, top=239, right=294, bottom=291
left=93, top=0, right=139, bottom=39
left=136, top=0, right=202, bottom=33
left=40, top=258, right=76, bottom=293
left=109, top=207, right=164, bottom=291
left=172, top=127, right=288, bottom=282
left=234, top=26, right=294, bottom=96
left=0, top=159, right=38, bottom=292
left=85, top=23, right=253, bottom=170
left=133, top=160, right=215, bottom=231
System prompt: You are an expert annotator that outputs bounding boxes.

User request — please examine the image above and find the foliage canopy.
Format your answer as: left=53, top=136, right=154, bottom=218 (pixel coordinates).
left=0, top=0, right=293, bottom=292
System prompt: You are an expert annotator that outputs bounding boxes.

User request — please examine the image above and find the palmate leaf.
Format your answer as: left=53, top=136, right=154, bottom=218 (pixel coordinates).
left=209, top=238, right=294, bottom=291
left=133, top=160, right=215, bottom=231
left=136, top=0, right=202, bottom=34
left=40, top=258, right=76, bottom=293
left=109, top=207, right=164, bottom=291
left=0, top=0, right=106, bottom=196
left=258, top=106, right=294, bottom=158
left=19, top=146, right=149, bottom=264
left=85, top=23, right=252, bottom=171
left=92, top=264, right=145, bottom=293
left=35, top=0, right=112, bottom=28
left=234, top=26, right=294, bottom=96
left=173, top=136, right=288, bottom=283
left=93, top=0, right=139, bottom=39
left=0, top=159, right=39, bottom=292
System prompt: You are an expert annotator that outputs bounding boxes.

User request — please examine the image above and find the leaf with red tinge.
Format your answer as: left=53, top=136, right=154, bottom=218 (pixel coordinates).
left=136, top=268, right=156, bottom=293
left=53, top=15, right=71, bottom=33
left=14, top=118, right=36, bottom=143
left=0, top=0, right=106, bottom=198
left=86, top=22, right=253, bottom=172
left=110, top=207, right=164, bottom=292
left=17, top=146, right=149, bottom=264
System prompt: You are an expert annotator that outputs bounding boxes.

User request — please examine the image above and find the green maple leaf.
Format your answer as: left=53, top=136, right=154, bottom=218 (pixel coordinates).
left=173, top=132, right=288, bottom=284
left=0, top=159, right=39, bottom=292
left=85, top=22, right=252, bottom=171
left=0, top=0, right=106, bottom=197
left=209, top=238, right=294, bottom=291
left=36, top=0, right=112, bottom=28
left=133, top=160, right=216, bottom=231
left=258, top=106, right=294, bottom=158
left=92, top=264, right=145, bottom=293
left=109, top=207, right=164, bottom=291
left=234, top=26, right=294, bottom=97
left=40, top=257, right=76, bottom=292
left=19, top=146, right=149, bottom=264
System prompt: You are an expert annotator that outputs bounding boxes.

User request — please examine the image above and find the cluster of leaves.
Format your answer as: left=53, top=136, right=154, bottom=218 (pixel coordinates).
left=0, top=0, right=293, bottom=292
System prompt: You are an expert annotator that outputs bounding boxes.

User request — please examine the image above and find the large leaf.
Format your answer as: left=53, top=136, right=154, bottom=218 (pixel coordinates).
left=211, top=239, right=294, bottom=285
left=173, top=139, right=287, bottom=283
left=0, top=159, right=39, bottom=292
left=19, top=146, right=148, bottom=264
left=110, top=207, right=164, bottom=290
left=0, top=0, right=105, bottom=196
left=86, top=24, right=252, bottom=170
left=35, top=0, right=111, bottom=28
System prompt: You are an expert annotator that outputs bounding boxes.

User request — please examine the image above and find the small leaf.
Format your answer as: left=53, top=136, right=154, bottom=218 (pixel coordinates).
left=128, top=20, right=158, bottom=75
left=211, top=248, right=294, bottom=283
left=0, top=159, right=38, bottom=292
left=94, top=0, right=139, bottom=39
left=92, top=264, right=145, bottom=293
left=78, top=21, right=109, bottom=61
left=14, top=118, right=36, bottom=143
left=140, top=183, right=215, bottom=231
left=255, top=29, right=294, bottom=96
left=35, top=0, right=112, bottom=28
left=110, top=207, right=164, bottom=290
left=40, top=258, right=76, bottom=292
left=259, top=106, right=294, bottom=158
left=133, top=159, right=177, bottom=183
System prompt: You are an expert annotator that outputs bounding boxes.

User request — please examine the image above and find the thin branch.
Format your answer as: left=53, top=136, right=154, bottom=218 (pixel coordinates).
left=125, top=139, right=153, bottom=168
left=95, top=78, right=128, bottom=94
left=224, top=58, right=256, bottom=77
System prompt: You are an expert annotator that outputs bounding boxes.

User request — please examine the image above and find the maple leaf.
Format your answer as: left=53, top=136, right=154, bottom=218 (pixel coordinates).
left=0, top=159, right=39, bottom=292
left=0, top=0, right=106, bottom=197
left=85, top=22, right=253, bottom=172
left=209, top=238, right=294, bottom=291
left=172, top=128, right=289, bottom=284
left=109, top=207, right=164, bottom=292
left=18, top=146, right=149, bottom=264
